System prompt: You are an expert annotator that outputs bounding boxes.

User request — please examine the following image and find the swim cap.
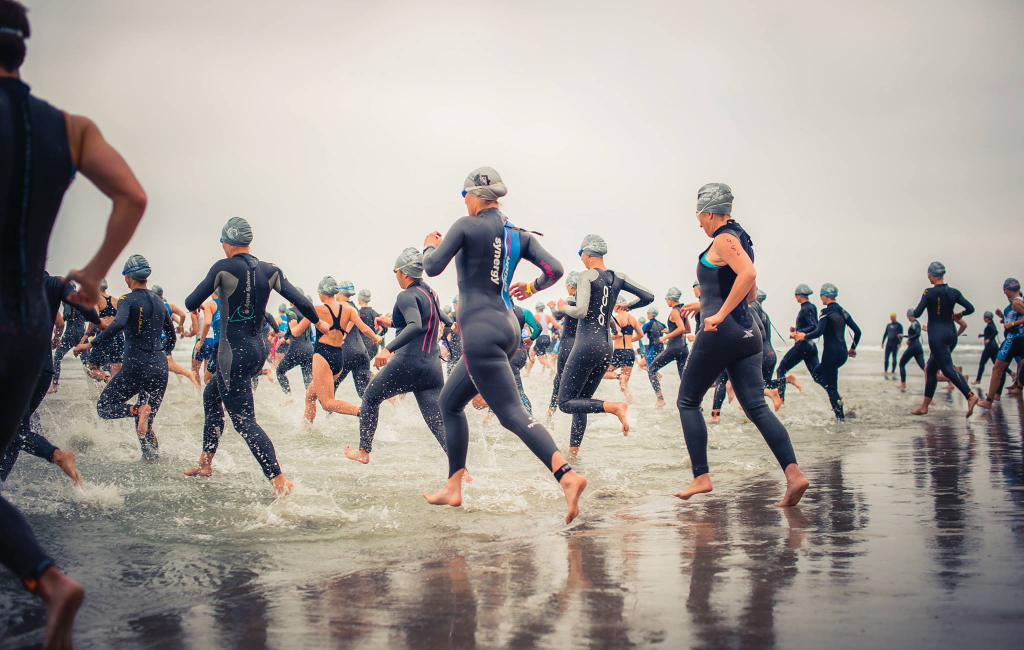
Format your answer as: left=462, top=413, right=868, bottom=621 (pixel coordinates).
left=795, top=283, right=813, bottom=297
left=100, top=278, right=108, bottom=291
left=317, top=276, right=340, bottom=296
left=984, top=311, right=994, bottom=319
left=890, top=312, right=896, bottom=318
left=647, top=306, right=660, bottom=318
left=152, top=285, right=164, bottom=298
left=337, top=280, right=355, bottom=297
left=692, top=280, right=699, bottom=288
left=442, top=305, right=453, bottom=315
left=756, top=288, right=767, bottom=303
left=463, top=166, right=507, bottom=201
left=1004, top=277, right=1020, bottom=292
left=906, top=309, right=915, bottom=317
left=820, top=282, right=838, bottom=297
left=122, top=254, right=152, bottom=281
left=394, top=248, right=424, bottom=278
left=221, top=217, right=253, bottom=246
left=278, top=303, right=286, bottom=313
left=927, top=261, right=946, bottom=278
left=579, top=234, right=608, bottom=257
left=666, top=287, right=682, bottom=301
left=696, top=183, right=734, bottom=215
left=453, top=296, right=459, bottom=304
left=616, top=296, right=628, bottom=305
left=536, top=302, right=546, bottom=311
left=565, top=270, right=579, bottom=289
left=358, top=289, right=371, bottom=302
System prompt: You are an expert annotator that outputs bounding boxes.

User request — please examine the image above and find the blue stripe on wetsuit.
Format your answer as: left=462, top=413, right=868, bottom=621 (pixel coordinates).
left=501, top=224, right=522, bottom=310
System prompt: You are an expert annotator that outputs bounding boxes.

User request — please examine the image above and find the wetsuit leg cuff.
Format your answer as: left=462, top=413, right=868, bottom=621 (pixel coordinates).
left=692, top=466, right=709, bottom=478
left=23, top=558, right=54, bottom=593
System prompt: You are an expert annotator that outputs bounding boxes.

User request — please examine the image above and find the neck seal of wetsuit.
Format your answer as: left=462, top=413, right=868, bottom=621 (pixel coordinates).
left=696, top=182, right=733, bottom=215
left=820, top=282, right=838, bottom=298
left=463, top=166, right=507, bottom=201
left=1004, top=277, right=1020, bottom=292
left=927, top=261, right=946, bottom=278
left=394, top=248, right=423, bottom=278
left=318, top=276, right=340, bottom=296
left=122, top=254, right=152, bottom=281
left=221, top=217, right=253, bottom=246
left=795, top=283, right=813, bottom=297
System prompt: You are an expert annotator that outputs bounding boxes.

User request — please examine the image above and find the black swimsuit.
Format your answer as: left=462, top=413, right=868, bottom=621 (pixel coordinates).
left=315, top=303, right=346, bottom=375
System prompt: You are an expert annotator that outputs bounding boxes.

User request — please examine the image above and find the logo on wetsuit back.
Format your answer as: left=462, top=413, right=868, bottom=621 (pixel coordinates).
left=598, top=286, right=609, bottom=326
left=743, top=329, right=754, bottom=338
left=490, top=237, right=502, bottom=285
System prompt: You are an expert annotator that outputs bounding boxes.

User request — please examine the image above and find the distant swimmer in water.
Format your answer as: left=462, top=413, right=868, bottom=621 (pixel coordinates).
left=183, top=218, right=324, bottom=494
left=895, top=309, right=925, bottom=390
left=547, top=272, right=579, bottom=418
left=977, top=278, right=1024, bottom=410
left=907, top=262, right=979, bottom=417
left=421, top=167, right=586, bottom=524
left=974, top=311, right=999, bottom=385
left=881, top=312, right=903, bottom=378
left=676, top=183, right=808, bottom=507
left=793, top=283, right=861, bottom=422
left=647, top=287, right=690, bottom=408
left=345, top=249, right=448, bottom=463
left=557, top=234, right=652, bottom=458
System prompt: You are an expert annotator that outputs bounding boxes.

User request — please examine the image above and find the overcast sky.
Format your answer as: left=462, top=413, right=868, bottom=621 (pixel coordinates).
left=24, top=0, right=1024, bottom=342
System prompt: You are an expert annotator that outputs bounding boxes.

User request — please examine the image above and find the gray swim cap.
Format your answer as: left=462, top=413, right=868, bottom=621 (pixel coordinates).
left=906, top=309, right=915, bottom=317
left=647, top=306, right=660, bottom=318
left=666, top=287, right=682, bottom=301
left=984, top=311, right=994, bottom=319
left=395, top=248, right=424, bottom=278
left=463, top=166, right=507, bottom=202
left=565, top=270, right=579, bottom=289
left=536, top=302, right=546, bottom=311
left=1004, top=277, right=1020, bottom=292
left=616, top=296, right=628, bottom=305
left=795, top=283, right=813, bottom=297
left=221, top=217, right=253, bottom=246
left=318, top=276, right=340, bottom=296
left=927, top=261, right=946, bottom=278
left=337, top=280, right=355, bottom=297
left=692, top=280, right=699, bottom=288
left=696, top=183, right=734, bottom=215
left=122, top=254, right=152, bottom=281
left=820, top=282, right=838, bottom=297
left=442, top=305, right=453, bottom=315
left=579, top=234, right=608, bottom=257
left=100, top=278, right=108, bottom=291
left=756, top=288, right=767, bottom=303
left=151, top=285, right=164, bottom=298
left=358, top=289, right=371, bottom=302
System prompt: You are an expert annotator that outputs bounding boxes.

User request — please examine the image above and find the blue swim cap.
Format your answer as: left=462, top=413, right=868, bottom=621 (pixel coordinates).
left=122, top=254, right=152, bottom=281
left=337, top=280, right=355, bottom=297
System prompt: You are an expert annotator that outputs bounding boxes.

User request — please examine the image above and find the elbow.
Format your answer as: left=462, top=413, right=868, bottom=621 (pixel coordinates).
left=118, top=187, right=148, bottom=219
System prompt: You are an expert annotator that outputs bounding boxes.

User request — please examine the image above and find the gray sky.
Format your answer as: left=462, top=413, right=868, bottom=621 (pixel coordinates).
left=26, top=0, right=1024, bottom=341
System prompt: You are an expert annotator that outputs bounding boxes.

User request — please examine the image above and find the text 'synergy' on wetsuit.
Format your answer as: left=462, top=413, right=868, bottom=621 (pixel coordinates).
left=186, top=253, right=319, bottom=479
left=911, top=284, right=975, bottom=400
left=0, top=77, right=75, bottom=586
left=359, top=281, right=451, bottom=453
left=549, top=301, right=578, bottom=410
left=422, top=207, right=564, bottom=479
left=276, top=306, right=314, bottom=393
left=898, top=320, right=925, bottom=384
left=558, top=268, right=654, bottom=448
left=882, top=321, right=903, bottom=373
left=801, top=302, right=861, bottom=421
left=677, top=221, right=798, bottom=477
left=648, top=307, right=688, bottom=397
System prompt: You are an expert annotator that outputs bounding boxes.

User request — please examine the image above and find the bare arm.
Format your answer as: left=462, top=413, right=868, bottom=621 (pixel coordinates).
left=703, top=233, right=756, bottom=330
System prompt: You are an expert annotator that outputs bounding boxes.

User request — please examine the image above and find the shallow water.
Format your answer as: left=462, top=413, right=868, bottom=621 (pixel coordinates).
left=0, top=344, right=1005, bottom=647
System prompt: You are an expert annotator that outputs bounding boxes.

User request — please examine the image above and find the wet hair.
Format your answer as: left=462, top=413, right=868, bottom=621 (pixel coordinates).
left=0, top=1, right=29, bottom=73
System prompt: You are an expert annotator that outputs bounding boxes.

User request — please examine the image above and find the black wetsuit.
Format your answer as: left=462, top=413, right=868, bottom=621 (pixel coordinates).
left=276, top=306, right=314, bottom=393
left=749, top=300, right=780, bottom=389
left=422, top=207, right=564, bottom=479
left=186, top=253, right=318, bottom=479
left=511, top=305, right=539, bottom=412
left=775, top=301, right=820, bottom=401
left=549, top=301, right=578, bottom=410
left=358, top=281, right=450, bottom=453
left=977, top=321, right=999, bottom=382
left=911, top=284, right=975, bottom=400
left=89, top=294, right=125, bottom=368
left=899, top=320, right=925, bottom=383
left=334, top=300, right=372, bottom=398
left=359, top=305, right=384, bottom=358
left=643, top=318, right=666, bottom=364
left=52, top=298, right=88, bottom=384
left=92, top=288, right=176, bottom=456
left=0, top=77, right=76, bottom=585
left=648, top=306, right=688, bottom=397
left=444, top=317, right=463, bottom=376
left=558, top=268, right=653, bottom=448
left=882, top=321, right=903, bottom=373
left=677, top=221, right=798, bottom=477
left=802, top=302, right=861, bottom=421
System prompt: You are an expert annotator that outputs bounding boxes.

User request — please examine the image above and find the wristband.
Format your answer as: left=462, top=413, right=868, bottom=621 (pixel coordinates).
left=524, top=282, right=534, bottom=297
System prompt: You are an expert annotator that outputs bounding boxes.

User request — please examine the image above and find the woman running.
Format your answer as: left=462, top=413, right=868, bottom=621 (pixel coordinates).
left=676, top=183, right=808, bottom=506
left=974, top=311, right=1000, bottom=385
left=275, top=298, right=315, bottom=394
left=793, top=283, right=861, bottom=421
left=977, top=278, right=1024, bottom=409
left=609, top=298, right=643, bottom=401
left=773, top=284, right=819, bottom=402
left=333, top=280, right=375, bottom=398
left=420, top=166, right=586, bottom=524
left=648, top=287, right=690, bottom=408
left=547, top=272, right=579, bottom=418
left=896, top=309, right=925, bottom=390
left=557, top=234, right=652, bottom=458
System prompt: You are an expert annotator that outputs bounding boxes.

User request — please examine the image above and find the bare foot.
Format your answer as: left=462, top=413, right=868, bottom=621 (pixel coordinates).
left=47, top=384, right=59, bottom=394
left=568, top=446, right=579, bottom=461
left=51, top=450, right=82, bottom=486
left=709, top=411, right=721, bottom=424
left=189, top=371, right=200, bottom=388
left=37, top=567, right=84, bottom=650
left=775, top=465, right=809, bottom=507
left=547, top=407, right=557, bottom=420
left=911, top=406, right=928, bottom=415
left=788, top=375, right=802, bottom=392
left=654, top=397, right=666, bottom=408
left=561, top=471, right=587, bottom=524
left=423, top=471, right=464, bottom=507
left=605, top=401, right=629, bottom=435
left=767, top=388, right=783, bottom=411
left=971, top=379, right=981, bottom=385
left=343, top=446, right=370, bottom=464
left=135, top=404, right=152, bottom=438
left=966, top=394, right=979, bottom=418
left=976, top=399, right=993, bottom=410
left=895, top=382, right=906, bottom=390
left=674, top=474, right=713, bottom=500
left=271, top=474, right=293, bottom=496
left=183, top=451, right=214, bottom=477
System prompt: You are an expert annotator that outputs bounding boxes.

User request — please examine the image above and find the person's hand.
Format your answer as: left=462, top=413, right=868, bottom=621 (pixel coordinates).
left=686, top=333, right=696, bottom=342
left=793, top=332, right=806, bottom=342
left=659, top=335, right=668, bottom=344
left=702, top=312, right=724, bottom=332
left=374, top=316, right=388, bottom=328
left=73, top=342, right=92, bottom=357
left=374, top=347, right=392, bottom=369
left=547, top=300, right=556, bottom=309
left=789, top=326, right=796, bottom=332
left=423, top=231, right=442, bottom=249
left=509, top=282, right=531, bottom=301
left=557, top=298, right=567, bottom=310
left=315, top=320, right=330, bottom=335
left=1004, top=321, right=1015, bottom=331
left=64, top=269, right=102, bottom=311
left=848, top=347, right=857, bottom=358
left=680, top=301, right=701, bottom=317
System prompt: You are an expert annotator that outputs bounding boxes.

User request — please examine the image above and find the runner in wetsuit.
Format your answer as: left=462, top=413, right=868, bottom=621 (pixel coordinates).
left=881, top=313, right=903, bottom=376
left=444, top=296, right=463, bottom=376
left=648, top=287, right=690, bottom=408
left=793, top=283, right=861, bottom=421
left=49, top=281, right=88, bottom=391
left=557, top=234, right=652, bottom=457
left=547, top=271, right=579, bottom=418
left=975, top=311, right=1000, bottom=384
left=357, top=288, right=386, bottom=359
left=330, top=280, right=374, bottom=398
left=896, top=309, right=925, bottom=389
left=82, top=281, right=124, bottom=380
left=772, top=284, right=818, bottom=405
left=1, top=4, right=148, bottom=638
left=676, top=183, right=808, bottom=506
left=76, top=255, right=175, bottom=458
left=152, top=284, right=200, bottom=387
left=642, top=307, right=665, bottom=365
left=276, top=298, right=315, bottom=394
left=977, top=278, right=1024, bottom=409
left=907, top=262, right=979, bottom=417
left=511, top=304, right=541, bottom=411
left=421, top=166, right=586, bottom=524
left=182, top=218, right=324, bottom=493
left=749, top=288, right=786, bottom=411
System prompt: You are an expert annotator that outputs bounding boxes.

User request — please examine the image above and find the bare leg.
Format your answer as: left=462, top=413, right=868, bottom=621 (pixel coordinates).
left=36, top=566, right=85, bottom=650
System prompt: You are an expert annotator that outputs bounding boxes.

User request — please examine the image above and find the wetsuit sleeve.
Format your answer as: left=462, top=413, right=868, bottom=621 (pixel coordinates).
left=59, top=282, right=100, bottom=325
left=801, top=313, right=828, bottom=341
left=385, top=291, right=424, bottom=353
left=562, top=269, right=596, bottom=319
left=844, top=311, right=862, bottom=349
left=519, top=233, right=563, bottom=293
left=186, top=261, right=225, bottom=313
left=642, top=321, right=652, bottom=334
left=954, top=289, right=975, bottom=317
left=911, top=290, right=929, bottom=319
left=438, top=306, right=453, bottom=328
left=92, top=295, right=131, bottom=345
left=618, top=274, right=655, bottom=311
left=162, top=309, right=177, bottom=353
left=422, top=217, right=469, bottom=277
left=268, top=264, right=320, bottom=324
left=523, top=309, right=541, bottom=340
